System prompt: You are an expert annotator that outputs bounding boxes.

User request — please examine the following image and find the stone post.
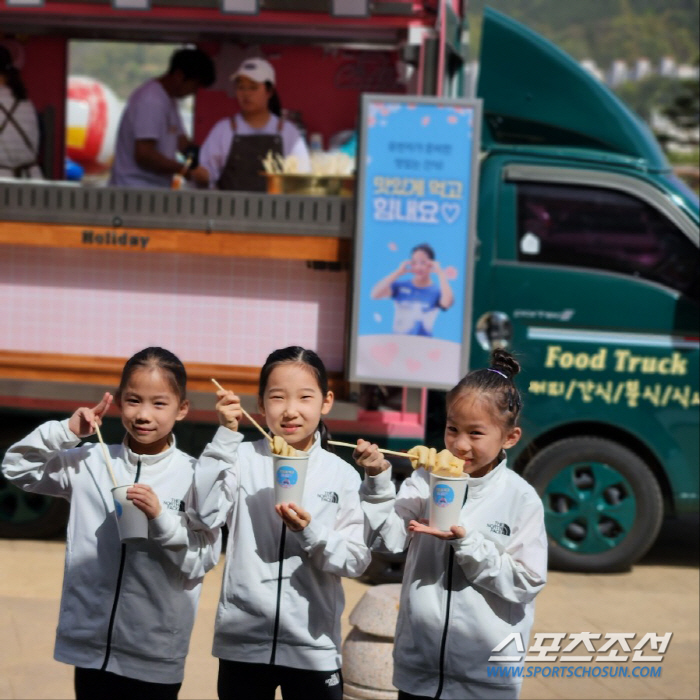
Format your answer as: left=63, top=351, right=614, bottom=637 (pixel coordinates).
left=342, top=583, right=401, bottom=700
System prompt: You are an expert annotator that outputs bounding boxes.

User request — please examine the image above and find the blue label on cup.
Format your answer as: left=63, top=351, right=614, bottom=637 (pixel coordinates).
left=114, top=499, right=123, bottom=518
left=276, top=466, right=298, bottom=488
left=433, top=484, right=455, bottom=508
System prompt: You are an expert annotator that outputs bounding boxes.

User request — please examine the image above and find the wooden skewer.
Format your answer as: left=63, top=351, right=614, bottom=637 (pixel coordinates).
left=94, top=423, right=118, bottom=488
left=211, top=378, right=272, bottom=443
left=328, top=440, right=415, bottom=461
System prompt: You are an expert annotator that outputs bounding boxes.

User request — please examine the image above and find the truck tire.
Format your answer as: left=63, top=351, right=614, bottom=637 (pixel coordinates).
left=523, top=437, right=663, bottom=572
left=0, top=476, right=69, bottom=538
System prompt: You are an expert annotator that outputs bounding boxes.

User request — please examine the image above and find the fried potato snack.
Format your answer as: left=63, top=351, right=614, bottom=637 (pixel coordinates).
left=433, top=449, right=466, bottom=477
left=407, top=445, right=465, bottom=476
left=271, top=435, right=299, bottom=457
left=407, top=445, right=437, bottom=470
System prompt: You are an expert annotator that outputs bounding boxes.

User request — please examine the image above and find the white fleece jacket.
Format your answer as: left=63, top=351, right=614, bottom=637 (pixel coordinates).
left=361, top=459, right=547, bottom=699
left=1, top=419, right=220, bottom=684
left=187, top=427, right=371, bottom=671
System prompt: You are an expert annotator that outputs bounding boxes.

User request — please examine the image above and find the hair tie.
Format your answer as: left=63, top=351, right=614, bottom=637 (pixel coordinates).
left=487, top=368, right=508, bottom=380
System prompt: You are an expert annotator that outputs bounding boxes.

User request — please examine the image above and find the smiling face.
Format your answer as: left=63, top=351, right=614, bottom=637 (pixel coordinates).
left=234, top=75, right=271, bottom=118
left=444, top=391, right=521, bottom=478
left=259, top=363, right=334, bottom=452
left=410, top=249, right=433, bottom=284
left=117, top=368, right=189, bottom=455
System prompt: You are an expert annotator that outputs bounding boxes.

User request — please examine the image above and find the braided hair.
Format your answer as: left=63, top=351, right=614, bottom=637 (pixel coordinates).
left=446, top=348, right=523, bottom=430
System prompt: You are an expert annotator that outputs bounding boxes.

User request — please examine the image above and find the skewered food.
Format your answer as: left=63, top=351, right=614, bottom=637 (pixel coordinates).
left=271, top=435, right=299, bottom=457
left=407, top=446, right=465, bottom=477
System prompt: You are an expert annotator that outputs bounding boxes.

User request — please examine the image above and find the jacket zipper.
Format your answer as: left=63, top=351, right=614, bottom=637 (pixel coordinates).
left=269, top=524, right=287, bottom=665
left=433, top=484, right=469, bottom=700
left=101, top=457, right=141, bottom=671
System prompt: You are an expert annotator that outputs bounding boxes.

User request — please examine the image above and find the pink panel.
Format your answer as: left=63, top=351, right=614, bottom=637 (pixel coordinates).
left=0, top=246, right=348, bottom=371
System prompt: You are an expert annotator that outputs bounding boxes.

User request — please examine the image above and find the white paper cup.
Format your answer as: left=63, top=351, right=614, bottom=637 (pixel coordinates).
left=273, top=454, right=309, bottom=506
left=428, top=473, right=468, bottom=531
left=111, top=485, right=148, bottom=542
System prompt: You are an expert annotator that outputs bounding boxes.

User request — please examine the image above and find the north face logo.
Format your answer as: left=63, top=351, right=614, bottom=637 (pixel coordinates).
left=163, top=498, right=185, bottom=513
left=325, top=672, right=340, bottom=687
left=318, top=491, right=339, bottom=504
left=487, top=521, right=511, bottom=536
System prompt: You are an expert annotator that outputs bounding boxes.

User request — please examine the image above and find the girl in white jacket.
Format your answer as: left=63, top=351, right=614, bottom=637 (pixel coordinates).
left=1, top=347, right=220, bottom=700
left=188, top=346, right=370, bottom=700
left=355, top=348, right=548, bottom=700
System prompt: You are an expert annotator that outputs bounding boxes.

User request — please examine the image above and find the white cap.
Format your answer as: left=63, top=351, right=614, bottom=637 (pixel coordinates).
left=230, top=57, right=275, bottom=86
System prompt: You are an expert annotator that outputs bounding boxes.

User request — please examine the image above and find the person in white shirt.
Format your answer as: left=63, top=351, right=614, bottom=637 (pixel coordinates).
left=198, top=57, right=310, bottom=191
left=188, top=346, right=369, bottom=699
left=354, top=348, right=548, bottom=700
left=1, top=347, right=220, bottom=700
left=0, top=45, right=43, bottom=179
left=109, top=48, right=215, bottom=188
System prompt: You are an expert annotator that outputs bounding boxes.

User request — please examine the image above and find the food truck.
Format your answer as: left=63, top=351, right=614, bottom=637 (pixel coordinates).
left=0, top=1, right=697, bottom=577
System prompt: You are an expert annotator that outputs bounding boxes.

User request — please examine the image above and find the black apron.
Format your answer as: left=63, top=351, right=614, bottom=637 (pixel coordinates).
left=217, top=115, right=284, bottom=192
left=0, top=99, right=39, bottom=178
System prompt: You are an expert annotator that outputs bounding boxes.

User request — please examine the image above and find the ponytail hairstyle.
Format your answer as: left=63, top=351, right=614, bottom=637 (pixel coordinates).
left=116, top=347, right=188, bottom=404
left=0, top=46, right=28, bottom=101
left=265, top=82, right=282, bottom=117
left=446, top=348, right=523, bottom=431
left=258, top=346, right=333, bottom=451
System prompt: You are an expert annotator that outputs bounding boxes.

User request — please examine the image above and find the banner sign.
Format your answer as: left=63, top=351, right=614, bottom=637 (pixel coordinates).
left=349, top=94, right=482, bottom=389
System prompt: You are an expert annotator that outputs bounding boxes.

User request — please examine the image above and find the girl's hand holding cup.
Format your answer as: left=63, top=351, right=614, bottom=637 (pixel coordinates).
left=275, top=502, right=311, bottom=532
left=353, top=439, right=391, bottom=477
left=68, top=392, right=113, bottom=438
left=216, top=389, right=242, bottom=432
left=409, top=519, right=466, bottom=541
left=127, top=484, right=162, bottom=520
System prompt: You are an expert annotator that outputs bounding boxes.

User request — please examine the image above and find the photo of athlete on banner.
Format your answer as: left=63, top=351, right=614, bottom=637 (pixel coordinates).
left=349, top=95, right=482, bottom=389
left=371, top=242, right=455, bottom=337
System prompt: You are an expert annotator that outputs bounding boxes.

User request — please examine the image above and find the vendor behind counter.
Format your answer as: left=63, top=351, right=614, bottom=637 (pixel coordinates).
left=198, top=58, right=310, bottom=192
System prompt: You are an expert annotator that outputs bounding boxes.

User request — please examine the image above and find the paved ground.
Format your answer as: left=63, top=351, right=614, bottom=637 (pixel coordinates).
left=0, top=515, right=697, bottom=700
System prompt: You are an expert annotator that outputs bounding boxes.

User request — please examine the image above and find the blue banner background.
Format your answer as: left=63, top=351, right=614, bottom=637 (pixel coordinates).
left=358, top=101, right=477, bottom=343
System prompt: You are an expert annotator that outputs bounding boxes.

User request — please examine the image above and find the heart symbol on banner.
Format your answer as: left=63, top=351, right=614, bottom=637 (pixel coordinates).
left=447, top=115, right=458, bottom=124
left=427, top=349, right=441, bottom=361
left=441, top=203, right=461, bottom=224
left=371, top=342, right=399, bottom=366
left=406, top=358, right=421, bottom=373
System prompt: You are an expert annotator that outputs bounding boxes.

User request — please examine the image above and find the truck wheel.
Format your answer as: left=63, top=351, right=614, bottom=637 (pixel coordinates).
left=0, top=474, right=69, bottom=538
left=523, top=437, right=663, bottom=572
